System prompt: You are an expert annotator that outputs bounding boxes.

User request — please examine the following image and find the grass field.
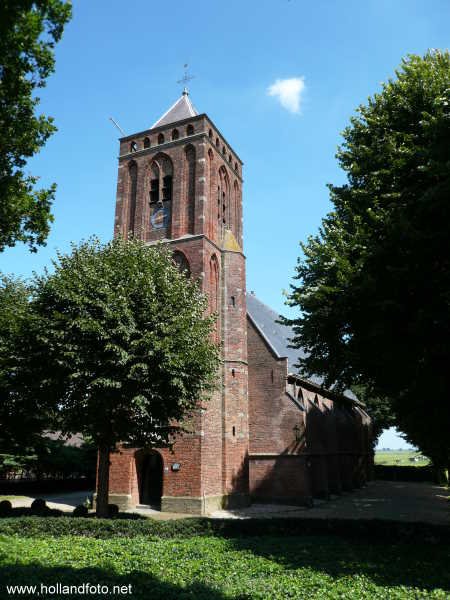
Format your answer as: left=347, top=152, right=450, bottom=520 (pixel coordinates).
left=375, top=450, right=430, bottom=466
left=0, top=532, right=449, bottom=599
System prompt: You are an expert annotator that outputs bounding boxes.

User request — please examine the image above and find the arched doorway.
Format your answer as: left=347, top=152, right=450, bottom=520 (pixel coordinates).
left=136, top=451, right=163, bottom=508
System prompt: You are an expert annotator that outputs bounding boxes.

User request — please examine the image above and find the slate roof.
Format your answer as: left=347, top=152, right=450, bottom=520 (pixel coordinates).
left=246, top=292, right=357, bottom=401
left=151, top=90, right=199, bottom=128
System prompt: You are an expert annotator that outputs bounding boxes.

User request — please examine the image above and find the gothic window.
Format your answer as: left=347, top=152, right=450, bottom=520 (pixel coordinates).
left=184, top=144, right=196, bottom=234
left=149, top=154, right=173, bottom=233
left=208, top=129, right=213, bottom=139
left=172, top=250, right=191, bottom=278
left=130, top=141, right=137, bottom=152
left=234, top=162, right=238, bottom=172
left=208, top=149, right=215, bottom=240
left=143, top=137, right=150, bottom=149
left=149, top=162, right=159, bottom=204
left=172, top=129, right=179, bottom=141
left=128, top=161, right=138, bottom=235
left=216, top=137, right=220, bottom=148
left=186, top=124, right=194, bottom=136
left=218, top=166, right=229, bottom=229
left=234, top=180, right=240, bottom=241
left=157, top=133, right=164, bottom=144
left=222, top=145, right=226, bottom=154
left=209, top=254, right=220, bottom=343
left=228, top=154, right=232, bottom=163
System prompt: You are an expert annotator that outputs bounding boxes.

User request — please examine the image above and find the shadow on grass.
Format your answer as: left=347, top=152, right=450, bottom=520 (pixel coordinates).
left=0, top=564, right=235, bottom=600
left=228, top=535, right=450, bottom=593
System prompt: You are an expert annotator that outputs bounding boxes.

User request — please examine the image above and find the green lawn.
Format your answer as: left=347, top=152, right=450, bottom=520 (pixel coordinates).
left=1, top=533, right=449, bottom=599
left=375, top=450, right=430, bottom=466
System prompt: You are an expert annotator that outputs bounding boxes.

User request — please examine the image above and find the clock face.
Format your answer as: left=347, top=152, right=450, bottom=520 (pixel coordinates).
left=150, top=205, right=169, bottom=230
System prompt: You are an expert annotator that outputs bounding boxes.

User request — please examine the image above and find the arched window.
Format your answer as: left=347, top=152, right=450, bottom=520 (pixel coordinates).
left=208, top=129, right=213, bottom=139
left=130, top=141, right=137, bottom=152
left=157, top=133, right=164, bottom=145
left=172, top=250, right=191, bottom=278
left=184, top=144, right=196, bottom=234
left=215, top=137, right=220, bottom=148
left=209, top=254, right=220, bottom=343
left=186, top=124, right=194, bottom=136
left=218, top=166, right=229, bottom=230
left=143, top=137, right=150, bottom=149
left=148, top=154, right=173, bottom=233
left=234, top=162, right=238, bottom=172
left=172, top=129, right=179, bottom=141
left=222, top=145, right=226, bottom=154
left=208, top=149, right=215, bottom=240
left=233, top=180, right=240, bottom=242
left=128, top=161, right=138, bottom=235
left=149, top=162, right=160, bottom=204
left=228, top=154, right=232, bottom=163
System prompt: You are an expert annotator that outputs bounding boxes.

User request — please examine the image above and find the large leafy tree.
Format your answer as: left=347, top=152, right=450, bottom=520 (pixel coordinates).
left=284, top=51, right=450, bottom=469
left=0, top=274, right=49, bottom=458
left=0, top=1, right=72, bottom=252
left=23, top=237, right=219, bottom=516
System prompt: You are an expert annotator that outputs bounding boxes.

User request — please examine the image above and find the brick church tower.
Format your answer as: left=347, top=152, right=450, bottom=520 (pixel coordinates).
left=108, top=90, right=249, bottom=514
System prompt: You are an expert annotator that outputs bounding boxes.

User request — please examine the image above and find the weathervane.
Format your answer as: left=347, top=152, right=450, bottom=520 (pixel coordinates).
left=177, top=63, right=195, bottom=94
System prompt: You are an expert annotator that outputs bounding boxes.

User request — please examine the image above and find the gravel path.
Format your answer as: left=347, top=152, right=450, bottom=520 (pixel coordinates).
left=211, top=481, right=450, bottom=524
left=5, top=482, right=449, bottom=524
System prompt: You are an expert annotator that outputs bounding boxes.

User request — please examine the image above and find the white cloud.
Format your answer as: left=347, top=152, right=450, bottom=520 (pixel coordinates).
left=267, top=77, right=306, bottom=114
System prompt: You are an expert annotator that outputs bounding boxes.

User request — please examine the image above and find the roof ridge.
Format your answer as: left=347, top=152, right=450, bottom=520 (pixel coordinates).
left=151, top=93, right=199, bottom=129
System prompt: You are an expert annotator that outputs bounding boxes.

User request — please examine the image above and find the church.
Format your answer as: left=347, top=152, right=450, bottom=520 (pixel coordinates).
left=107, top=90, right=372, bottom=514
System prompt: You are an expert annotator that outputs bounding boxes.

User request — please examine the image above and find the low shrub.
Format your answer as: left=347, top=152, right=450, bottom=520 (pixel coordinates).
left=30, top=498, right=47, bottom=514
left=0, top=500, right=12, bottom=516
left=72, top=504, right=89, bottom=517
left=0, top=516, right=448, bottom=544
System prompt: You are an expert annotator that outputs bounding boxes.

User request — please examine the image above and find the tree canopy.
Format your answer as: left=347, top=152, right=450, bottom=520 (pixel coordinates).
left=0, top=1, right=72, bottom=252
left=284, top=51, right=450, bottom=467
left=6, top=237, right=219, bottom=515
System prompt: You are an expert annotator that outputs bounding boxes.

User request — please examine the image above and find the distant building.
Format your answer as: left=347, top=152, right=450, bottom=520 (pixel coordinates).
left=106, top=91, right=372, bottom=514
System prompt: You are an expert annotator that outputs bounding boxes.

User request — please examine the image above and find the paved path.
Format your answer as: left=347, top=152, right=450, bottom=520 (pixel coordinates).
left=211, top=481, right=450, bottom=525
left=4, top=482, right=449, bottom=525
left=6, top=490, right=92, bottom=512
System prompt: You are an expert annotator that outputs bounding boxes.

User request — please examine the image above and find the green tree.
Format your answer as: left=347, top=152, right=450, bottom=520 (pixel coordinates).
left=24, top=237, right=219, bottom=516
left=284, top=51, right=450, bottom=470
left=0, top=274, right=49, bottom=457
left=0, top=1, right=72, bottom=252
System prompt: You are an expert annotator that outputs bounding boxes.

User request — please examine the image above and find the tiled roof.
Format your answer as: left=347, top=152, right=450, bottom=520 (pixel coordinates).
left=151, top=91, right=198, bottom=128
left=246, top=292, right=357, bottom=401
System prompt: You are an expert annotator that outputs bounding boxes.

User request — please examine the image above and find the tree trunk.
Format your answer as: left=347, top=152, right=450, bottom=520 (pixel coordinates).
left=96, top=444, right=110, bottom=518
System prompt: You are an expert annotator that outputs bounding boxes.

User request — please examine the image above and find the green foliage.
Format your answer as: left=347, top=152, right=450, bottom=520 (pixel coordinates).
left=0, top=526, right=448, bottom=598
left=27, top=236, right=219, bottom=448
left=0, top=1, right=72, bottom=251
left=0, top=437, right=96, bottom=480
left=0, top=275, right=49, bottom=456
left=0, top=516, right=448, bottom=544
left=284, top=51, right=450, bottom=468
left=3, top=236, right=219, bottom=513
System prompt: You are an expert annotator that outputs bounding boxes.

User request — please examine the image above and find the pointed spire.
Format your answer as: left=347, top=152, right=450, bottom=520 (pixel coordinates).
left=151, top=92, right=198, bottom=129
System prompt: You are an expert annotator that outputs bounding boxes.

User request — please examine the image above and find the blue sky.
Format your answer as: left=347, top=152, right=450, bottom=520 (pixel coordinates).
left=1, top=0, right=446, bottom=449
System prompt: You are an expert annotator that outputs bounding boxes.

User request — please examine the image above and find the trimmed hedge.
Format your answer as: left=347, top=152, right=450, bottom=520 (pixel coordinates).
left=374, top=464, right=435, bottom=482
left=0, top=516, right=448, bottom=544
